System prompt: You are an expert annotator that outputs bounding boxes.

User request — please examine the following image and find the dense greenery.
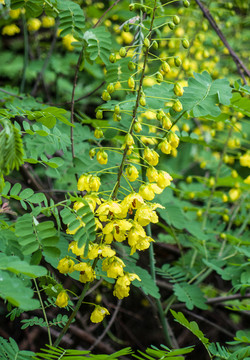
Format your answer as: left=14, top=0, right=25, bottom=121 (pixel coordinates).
left=0, top=0, right=249, bottom=359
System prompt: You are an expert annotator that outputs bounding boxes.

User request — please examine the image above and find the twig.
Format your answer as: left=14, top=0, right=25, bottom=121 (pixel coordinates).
left=93, top=0, right=122, bottom=29
left=0, top=88, right=23, bottom=99
left=70, top=48, right=84, bottom=165
left=207, top=293, right=250, bottom=304
left=195, top=0, right=250, bottom=84
left=88, top=299, right=122, bottom=351
left=31, top=22, right=59, bottom=97
left=183, top=309, right=235, bottom=338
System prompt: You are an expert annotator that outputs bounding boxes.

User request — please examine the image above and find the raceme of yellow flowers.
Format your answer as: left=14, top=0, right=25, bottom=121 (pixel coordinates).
left=56, top=133, right=176, bottom=322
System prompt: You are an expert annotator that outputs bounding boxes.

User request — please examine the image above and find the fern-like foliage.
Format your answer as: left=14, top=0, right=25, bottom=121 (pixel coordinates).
left=21, top=314, right=69, bottom=329
left=84, top=27, right=112, bottom=64
left=170, top=310, right=210, bottom=350
left=0, top=336, right=35, bottom=360
left=60, top=199, right=96, bottom=253
left=173, top=282, right=208, bottom=310
left=132, top=344, right=194, bottom=360
left=58, top=1, right=85, bottom=38
left=208, top=342, right=231, bottom=359
left=34, top=345, right=133, bottom=360
left=157, top=264, right=187, bottom=283
left=0, top=119, right=24, bottom=176
left=15, top=213, right=60, bottom=257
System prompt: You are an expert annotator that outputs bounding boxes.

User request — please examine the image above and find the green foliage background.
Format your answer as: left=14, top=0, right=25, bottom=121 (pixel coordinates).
left=0, top=0, right=249, bottom=359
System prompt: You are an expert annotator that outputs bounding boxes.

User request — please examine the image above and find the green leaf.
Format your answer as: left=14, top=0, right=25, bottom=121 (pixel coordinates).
left=171, top=310, right=210, bottom=347
left=0, top=119, right=24, bottom=176
left=230, top=92, right=250, bottom=116
left=173, top=282, right=208, bottom=310
left=0, top=336, right=35, bottom=360
left=26, top=107, right=72, bottom=128
left=0, top=253, right=47, bottom=277
left=181, top=71, right=232, bottom=117
left=10, top=0, right=44, bottom=17
left=84, top=27, right=112, bottom=64
left=0, top=270, right=40, bottom=310
left=58, top=1, right=85, bottom=38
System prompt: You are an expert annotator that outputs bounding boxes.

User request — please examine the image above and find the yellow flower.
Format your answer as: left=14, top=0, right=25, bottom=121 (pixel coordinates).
left=128, top=222, right=146, bottom=246
left=89, top=175, right=101, bottom=192
left=146, top=166, right=158, bottom=182
left=90, top=306, right=110, bottom=323
left=87, top=243, right=100, bottom=259
left=102, top=256, right=125, bottom=278
left=168, top=132, right=180, bottom=148
left=57, top=257, right=75, bottom=274
left=100, top=245, right=116, bottom=258
left=240, top=152, right=250, bottom=168
left=74, top=262, right=96, bottom=283
left=96, top=200, right=122, bottom=221
left=97, top=149, right=108, bottom=165
left=55, top=291, right=69, bottom=308
left=62, top=34, right=78, bottom=51
left=84, top=194, right=101, bottom=212
left=113, top=273, right=141, bottom=299
left=125, top=165, right=139, bottom=182
left=2, top=24, right=20, bottom=36
left=103, top=219, right=132, bottom=238
left=159, top=140, right=172, bottom=154
left=139, top=184, right=155, bottom=201
left=139, top=183, right=163, bottom=201
left=135, top=204, right=161, bottom=226
left=27, top=18, right=41, bottom=32
left=121, top=192, right=145, bottom=214
left=229, top=188, right=241, bottom=201
left=42, top=16, right=55, bottom=28
left=68, top=241, right=85, bottom=256
left=157, top=171, right=173, bottom=189
left=130, top=236, right=154, bottom=255
left=77, top=174, right=91, bottom=192
left=143, top=147, right=159, bottom=166
left=0, top=0, right=5, bottom=4
left=9, top=9, right=21, bottom=19
left=244, top=175, right=250, bottom=185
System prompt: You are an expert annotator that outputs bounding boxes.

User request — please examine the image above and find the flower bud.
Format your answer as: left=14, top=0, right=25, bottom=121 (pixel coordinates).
left=159, top=140, right=172, bottom=154
left=174, top=82, right=184, bottom=96
left=128, top=76, right=135, bottom=89
left=96, top=109, right=103, bottom=119
left=125, top=165, right=139, bottom=182
left=146, top=166, right=158, bottom=182
left=172, top=100, right=183, bottom=112
left=97, top=150, right=108, bottom=165
left=161, top=61, right=170, bottom=74
left=107, top=83, right=115, bottom=94
left=174, top=56, right=182, bottom=67
left=119, top=47, right=126, bottom=57
left=94, top=128, right=104, bottom=139
left=143, top=147, right=159, bottom=166
left=162, top=115, right=172, bottom=130
left=125, top=133, right=134, bottom=146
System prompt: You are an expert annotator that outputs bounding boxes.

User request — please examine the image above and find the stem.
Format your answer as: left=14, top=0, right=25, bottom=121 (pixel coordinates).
left=34, top=279, right=52, bottom=346
left=111, top=1, right=158, bottom=200
left=195, top=0, right=250, bottom=84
